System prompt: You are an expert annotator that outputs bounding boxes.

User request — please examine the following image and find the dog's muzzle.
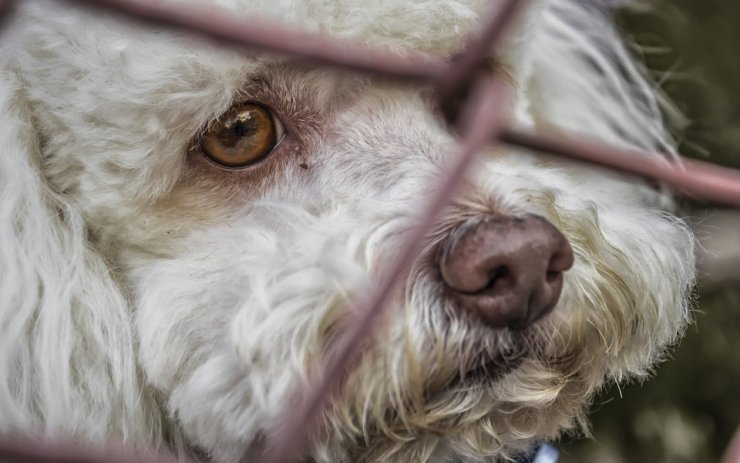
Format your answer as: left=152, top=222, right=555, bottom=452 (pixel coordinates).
left=438, top=214, right=574, bottom=329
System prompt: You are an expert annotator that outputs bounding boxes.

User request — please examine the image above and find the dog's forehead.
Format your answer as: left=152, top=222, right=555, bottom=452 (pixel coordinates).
left=167, top=0, right=493, bottom=56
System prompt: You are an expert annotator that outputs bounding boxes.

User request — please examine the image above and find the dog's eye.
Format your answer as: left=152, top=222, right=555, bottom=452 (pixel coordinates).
left=201, top=103, right=284, bottom=168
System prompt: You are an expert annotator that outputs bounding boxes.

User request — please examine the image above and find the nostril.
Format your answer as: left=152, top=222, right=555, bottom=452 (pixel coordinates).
left=438, top=213, right=574, bottom=329
left=481, top=266, right=511, bottom=294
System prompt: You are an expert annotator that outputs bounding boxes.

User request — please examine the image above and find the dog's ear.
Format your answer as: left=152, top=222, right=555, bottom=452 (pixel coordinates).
left=508, top=0, right=680, bottom=158
left=0, top=64, right=165, bottom=442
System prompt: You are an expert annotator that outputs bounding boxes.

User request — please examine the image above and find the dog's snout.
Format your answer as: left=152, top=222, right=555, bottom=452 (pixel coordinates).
left=439, top=214, right=574, bottom=329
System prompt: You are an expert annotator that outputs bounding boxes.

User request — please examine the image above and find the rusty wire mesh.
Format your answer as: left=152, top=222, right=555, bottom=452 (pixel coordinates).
left=1, top=0, right=740, bottom=462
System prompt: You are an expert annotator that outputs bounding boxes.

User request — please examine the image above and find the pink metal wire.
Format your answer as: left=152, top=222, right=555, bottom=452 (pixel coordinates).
left=261, top=1, right=529, bottom=459
left=0, top=0, right=13, bottom=21
left=0, top=0, right=739, bottom=462
left=66, top=0, right=440, bottom=82
left=54, top=0, right=740, bottom=208
left=722, top=428, right=740, bottom=463
left=499, top=129, right=740, bottom=206
left=261, top=75, right=513, bottom=463
left=0, top=434, right=182, bottom=463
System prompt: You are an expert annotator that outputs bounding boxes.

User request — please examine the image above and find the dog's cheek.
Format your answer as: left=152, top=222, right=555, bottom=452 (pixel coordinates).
left=474, top=160, right=695, bottom=384
left=133, top=255, right=238, bottom=393
left=453, top=193, right=695, bottom=448
left=588, top=207, right=695, bottom=377
left=541, top=203, right=695, bottom=389
left=130, top=213, right=374, bottom=458
left=131, top=251, right=276, bottom=460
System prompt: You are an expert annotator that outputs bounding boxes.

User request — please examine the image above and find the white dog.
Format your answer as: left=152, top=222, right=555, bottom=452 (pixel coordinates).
left=0, top=0, right=695, bottom=462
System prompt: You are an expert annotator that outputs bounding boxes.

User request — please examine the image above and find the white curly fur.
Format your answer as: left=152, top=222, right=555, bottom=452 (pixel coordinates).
left=0, top=0, right=695, bottom=461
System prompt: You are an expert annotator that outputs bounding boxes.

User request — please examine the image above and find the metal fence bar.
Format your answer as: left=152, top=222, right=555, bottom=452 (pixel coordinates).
left=261, top=76, right=512, bottom=463
left=262, top=1, right=526, bottom=457
left=55, top=0, right=740, bottom=206
left=0, top=0, right=12, bottom=19
left=721, top=428, right=740, bottom=463
left=66, top=0, right=441, bottom=83
left=500, top=129, right=740, bottom=206
left=433, top=0, right=529, bottom=103
left=42, top=0, right=740, bottom=207
left=0, top=434, right=185, bottom=463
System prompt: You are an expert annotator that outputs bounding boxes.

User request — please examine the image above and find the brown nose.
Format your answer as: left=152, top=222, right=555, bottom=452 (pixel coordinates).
left=439, top=214, right=574, bottom=329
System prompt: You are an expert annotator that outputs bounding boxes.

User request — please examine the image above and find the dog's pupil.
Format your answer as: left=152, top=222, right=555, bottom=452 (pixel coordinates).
left=234, top=121, right=250, bottom=137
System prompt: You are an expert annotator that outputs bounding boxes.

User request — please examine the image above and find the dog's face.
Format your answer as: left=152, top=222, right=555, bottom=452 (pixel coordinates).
left=0, top=0, right=695, bottom=462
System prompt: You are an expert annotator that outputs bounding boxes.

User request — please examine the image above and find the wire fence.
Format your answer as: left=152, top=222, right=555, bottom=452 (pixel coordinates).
left=1, top=0, right=739, bottom=462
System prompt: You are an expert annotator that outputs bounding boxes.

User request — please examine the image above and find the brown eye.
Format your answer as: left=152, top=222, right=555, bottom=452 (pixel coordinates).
left=201, top=103, right=284, bottom=168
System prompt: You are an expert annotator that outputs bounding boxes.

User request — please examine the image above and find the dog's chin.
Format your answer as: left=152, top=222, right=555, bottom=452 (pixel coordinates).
left=435, top=330, right=533, bottom=394
left=454, top=350, right=526, bottom=388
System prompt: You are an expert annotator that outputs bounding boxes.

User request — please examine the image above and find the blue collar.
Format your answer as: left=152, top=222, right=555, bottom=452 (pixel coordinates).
left=514, top=443, right=559, bottom=463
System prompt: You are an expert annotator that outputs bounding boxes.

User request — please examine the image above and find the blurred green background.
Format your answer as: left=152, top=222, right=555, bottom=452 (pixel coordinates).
left=618, top=0, right=740, bottom=169
left=560, top=1, right=740, bottom=462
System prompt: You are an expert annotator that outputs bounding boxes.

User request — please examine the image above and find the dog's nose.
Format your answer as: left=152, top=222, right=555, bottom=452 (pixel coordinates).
left=439, top=214, right=574, bottom=329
